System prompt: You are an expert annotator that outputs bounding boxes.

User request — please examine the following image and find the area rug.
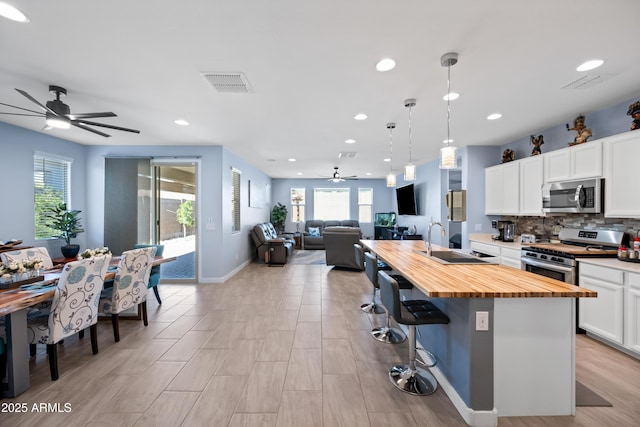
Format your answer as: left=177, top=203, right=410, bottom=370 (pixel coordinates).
left=576, top=381, right=612, bottom=407
left=289, top=250, right=326, bottom=265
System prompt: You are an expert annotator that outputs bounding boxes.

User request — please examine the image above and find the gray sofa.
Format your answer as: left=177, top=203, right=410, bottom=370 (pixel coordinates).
left=323, top=226, right=363, bottom=269
left=302, top=219, right=360, bottom=249
left=250, top=222, right=295, bottom=263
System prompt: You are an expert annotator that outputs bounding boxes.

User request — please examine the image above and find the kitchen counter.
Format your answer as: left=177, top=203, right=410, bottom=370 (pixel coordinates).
left=360, top=239, right=585, bottom=425
left=362, top=239, right=595, bottom=298
left=578, top=257, right=640, bottom=273
left=468, top=233, right=524, bottom=250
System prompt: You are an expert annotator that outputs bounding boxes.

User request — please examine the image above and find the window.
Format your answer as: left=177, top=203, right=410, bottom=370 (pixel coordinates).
left=290, top=188, right=305, bottom=224
left=34, top=153, right=71, bottom=240
left=231, top=168, right=241, bottom=233
left=313, top=188, right=350, bottom=220
left=358, top=188, right=373, bottom=223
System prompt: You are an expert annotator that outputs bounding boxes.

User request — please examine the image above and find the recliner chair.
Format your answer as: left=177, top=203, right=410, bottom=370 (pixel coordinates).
left=250, top=223, right=294, bottom=263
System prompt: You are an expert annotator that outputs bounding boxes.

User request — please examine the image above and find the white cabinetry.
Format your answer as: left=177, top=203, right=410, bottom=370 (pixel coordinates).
left=500, top=248, right=522, bottom=269
left=604, top=132, right=640, bottom=218
left=544, top=140, right=602, bottom=183
left=627, top=273, right=640, bottom=353
left=579, top=264, right=624, bottom=344
left=485, top=162, right=519, bottom=215
left=519, top=156, right=544, bottom=215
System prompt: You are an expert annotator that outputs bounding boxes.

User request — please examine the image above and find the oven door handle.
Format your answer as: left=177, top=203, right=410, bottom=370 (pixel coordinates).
left=521, top=257, right=574, bottom=273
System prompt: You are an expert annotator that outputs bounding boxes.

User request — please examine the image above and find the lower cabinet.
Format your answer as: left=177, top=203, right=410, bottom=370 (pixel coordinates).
left=500, top=248, right=522, bottom=269
left=579, top=263, right=640, bottom=355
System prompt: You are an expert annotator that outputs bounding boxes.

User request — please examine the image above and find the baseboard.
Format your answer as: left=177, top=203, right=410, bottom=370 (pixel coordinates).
left=198, top=259, right=251, bottom=283
left=415, top=345, right=498, bottom=427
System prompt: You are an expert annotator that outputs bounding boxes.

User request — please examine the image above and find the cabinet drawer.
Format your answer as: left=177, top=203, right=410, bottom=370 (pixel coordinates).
left=501, top=248, right=521, bottom=260
left=579, top=263, right=624, bottom=284
left=470, top=241, right=501, bottom=257
left=630, top=272, right=640, bottom=289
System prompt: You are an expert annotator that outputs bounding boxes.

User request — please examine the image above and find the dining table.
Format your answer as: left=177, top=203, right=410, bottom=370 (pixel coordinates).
left=1, top=254, right=176, bottom=397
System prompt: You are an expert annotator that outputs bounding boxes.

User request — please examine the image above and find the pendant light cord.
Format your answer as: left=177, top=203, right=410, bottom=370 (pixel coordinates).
left=446, top=64, right=451, bottom=145
left=387, top=122, right=395, bottom=171
left=408, top=105, right=413, bottom=163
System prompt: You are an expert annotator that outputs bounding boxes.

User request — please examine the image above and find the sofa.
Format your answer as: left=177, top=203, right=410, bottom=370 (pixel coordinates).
left=250, top=222, right=295, bottom=264
left=323, top=226, right=363, bottom=269
left=303, top=219, right=360, bottom=250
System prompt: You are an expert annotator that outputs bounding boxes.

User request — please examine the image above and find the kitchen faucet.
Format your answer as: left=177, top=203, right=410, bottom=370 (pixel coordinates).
left=426, top=221, right=446, bottom=256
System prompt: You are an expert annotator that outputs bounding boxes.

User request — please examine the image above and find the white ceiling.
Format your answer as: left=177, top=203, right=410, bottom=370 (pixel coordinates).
left=1, top=0, right=640, bottom=179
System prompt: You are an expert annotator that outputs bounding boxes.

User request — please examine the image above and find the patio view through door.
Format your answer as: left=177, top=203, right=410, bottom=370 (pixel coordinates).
left=152, top=161, right=197, bottom=282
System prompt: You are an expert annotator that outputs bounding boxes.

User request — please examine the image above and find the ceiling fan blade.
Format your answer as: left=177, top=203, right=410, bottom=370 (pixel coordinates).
left=0, top=101, right=44, bottom=115
left=73, top=119, right=140, bottom=134
left=72, top=122, right=111, bottom=137
left=70, top=112, right=117, bottom=119
left=0, top=112, right=44, bottom=117
left=15, top=88, right=57, bottom=115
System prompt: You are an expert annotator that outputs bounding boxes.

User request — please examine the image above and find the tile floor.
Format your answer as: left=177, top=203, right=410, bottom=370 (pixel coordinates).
left=1, top=261, right=639, bottom=426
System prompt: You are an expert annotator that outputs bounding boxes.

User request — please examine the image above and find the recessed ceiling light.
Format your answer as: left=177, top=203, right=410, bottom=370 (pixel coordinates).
left=443, top=92, right=460, bottom=101
left=443, top=139, right=454, bottom=144
left=576, top=59, right=604, bottom=72
left=354, top=113, right=368, bottom=121
left=0, top=2, right=29, bottom=22
left=297, top=172, right=303, bottom=175
left=288, top=158, right=296, bottom=162
left=365, top=172, right=372, bottom=176
left=345, top=139, right=356, bottom=144
left=383, top=158, right=391, bottom=162
left=376, top=58, right=396, bottom=72
left=174, top=119, right=189, bottom=126
left=487, top=113, right=502, bottom=120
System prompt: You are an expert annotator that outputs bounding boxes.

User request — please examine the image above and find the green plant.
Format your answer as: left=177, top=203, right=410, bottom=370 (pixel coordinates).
left=46, top=202, right=84, bottom=245
left=176, top=200, right=195, bottom=237
left=271, top=202, right=288, bottom=233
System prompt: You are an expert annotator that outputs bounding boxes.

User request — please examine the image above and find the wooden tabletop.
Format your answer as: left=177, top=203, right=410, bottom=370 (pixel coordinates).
left=361, top=240, right=597, bottom=298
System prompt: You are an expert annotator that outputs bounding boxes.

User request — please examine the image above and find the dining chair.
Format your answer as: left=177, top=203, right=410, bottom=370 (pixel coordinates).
left=25, top=256, right=111, bottom=380
left=99, top=247, right=156, bottom=342
left=0, top=247, right=55, bottom=270
left=133, top=244, right=164, bottom=304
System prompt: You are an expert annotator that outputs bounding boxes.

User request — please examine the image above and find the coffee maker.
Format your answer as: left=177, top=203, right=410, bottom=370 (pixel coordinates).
left=492, top=220, right=515, bottom=241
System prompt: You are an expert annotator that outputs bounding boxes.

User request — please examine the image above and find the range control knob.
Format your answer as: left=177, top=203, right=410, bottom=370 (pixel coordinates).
left=540, top=255, right=548, bottom=260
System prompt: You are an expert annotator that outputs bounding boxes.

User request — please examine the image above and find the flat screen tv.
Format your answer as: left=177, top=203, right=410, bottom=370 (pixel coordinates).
left=396, top=184, right=417, bottom=215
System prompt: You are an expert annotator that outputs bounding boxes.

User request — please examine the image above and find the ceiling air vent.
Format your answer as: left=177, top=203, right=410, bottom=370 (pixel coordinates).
left=201, top=72, right=253, bottom=93
left=338, top=152, right=358, bottom=159
left=561, top=73, right=611, bottom=90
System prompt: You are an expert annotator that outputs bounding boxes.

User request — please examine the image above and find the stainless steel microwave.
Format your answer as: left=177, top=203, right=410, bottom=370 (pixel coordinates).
left=541, top=178, right=603, bottom=213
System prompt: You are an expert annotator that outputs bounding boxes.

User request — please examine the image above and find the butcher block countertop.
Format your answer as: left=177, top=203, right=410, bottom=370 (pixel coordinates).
left=360, top=239, right=597, bottom=299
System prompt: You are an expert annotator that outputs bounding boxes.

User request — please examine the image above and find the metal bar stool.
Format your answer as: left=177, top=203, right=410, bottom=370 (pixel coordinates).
left=378, top=271, right=450, bottom=395
left=364, top=252, right=413, bottom=344
left=355, top=244, right=391, bottom=314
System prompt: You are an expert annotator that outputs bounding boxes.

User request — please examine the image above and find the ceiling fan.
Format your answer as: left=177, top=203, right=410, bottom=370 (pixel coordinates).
left=326, top=166, right=357, bottom=182
left=0, top=85, right=140, bottom=137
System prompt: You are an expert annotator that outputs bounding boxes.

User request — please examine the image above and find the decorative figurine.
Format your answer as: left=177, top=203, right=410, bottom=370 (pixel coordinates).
left=530, top=134, right=544, bottom=156
left=566, top=115, right=592, bottom=146
left=627, top=101, right=640, bottom=131
left=502, top=149, right=515, bottom=163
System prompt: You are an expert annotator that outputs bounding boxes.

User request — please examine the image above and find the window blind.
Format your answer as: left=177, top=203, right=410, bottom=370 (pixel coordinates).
left=34, top=154, right=71, bottom=239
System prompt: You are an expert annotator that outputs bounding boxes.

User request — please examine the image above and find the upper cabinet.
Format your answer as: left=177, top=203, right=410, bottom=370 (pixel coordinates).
left=544, top=140, right=603, bottom=183
left=519, top=156, right=544, bottom=216
left=485, top=162, right=519, bottom=215
left=604, top=132, right=640, bottom=218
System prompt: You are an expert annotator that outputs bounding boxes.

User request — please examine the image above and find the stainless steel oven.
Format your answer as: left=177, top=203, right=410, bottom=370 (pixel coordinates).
left=521, top=255, right=576, bottom=284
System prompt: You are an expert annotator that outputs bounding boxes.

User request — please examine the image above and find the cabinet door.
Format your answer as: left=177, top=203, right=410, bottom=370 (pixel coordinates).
left=544, top=149, right=571, bottom=182
left=571, top=140, right=602, bottom=179
left=500, top=248, right=522, bottom=269
left=579, top=275, right=624, bottom=344
left=626, top=286, right=640, bottom=354
left=485, top=166, right=503, bottom=214
left=519, top=156, right=543, bottom=215
left=502, top=163, right=520, bottom=214
left=605, top=132, right=640, bottom=217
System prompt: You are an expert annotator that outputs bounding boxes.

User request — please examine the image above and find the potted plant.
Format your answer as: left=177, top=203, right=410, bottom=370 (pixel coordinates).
left=270, top=202, right=288, bottom=234
left=46, top=202, right=85, bottom=258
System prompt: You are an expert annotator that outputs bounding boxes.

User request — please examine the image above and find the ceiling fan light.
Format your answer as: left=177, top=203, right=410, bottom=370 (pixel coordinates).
left=440, top=146, right=457, bottom=169
left=45, top=114, right=70, bottom=129
left=404, top=163, right=416, bottom=182
left=386, top=173, right=396, bottom=187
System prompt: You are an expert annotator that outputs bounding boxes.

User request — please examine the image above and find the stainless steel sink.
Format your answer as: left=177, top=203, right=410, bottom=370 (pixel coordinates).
left=418, top=250, right=498, bottom=265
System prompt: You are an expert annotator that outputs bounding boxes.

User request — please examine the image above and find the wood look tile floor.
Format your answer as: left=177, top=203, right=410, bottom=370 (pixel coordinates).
left=2, top=261, right=640, bottom=426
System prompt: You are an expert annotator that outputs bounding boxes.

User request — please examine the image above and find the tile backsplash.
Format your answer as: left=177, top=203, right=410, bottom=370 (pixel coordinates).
left=501, top=214, right=640, bottom=244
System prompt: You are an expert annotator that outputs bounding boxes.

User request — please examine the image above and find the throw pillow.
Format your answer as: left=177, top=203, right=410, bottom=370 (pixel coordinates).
left=308, top=227, right=321, bottom=237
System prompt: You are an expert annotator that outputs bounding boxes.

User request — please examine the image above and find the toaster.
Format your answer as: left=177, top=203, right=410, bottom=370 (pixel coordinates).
left=521, top=234, right=536, bottom=244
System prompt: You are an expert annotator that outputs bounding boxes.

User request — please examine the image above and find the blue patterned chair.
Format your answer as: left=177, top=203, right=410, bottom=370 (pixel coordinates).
left=99, top=247, right=156, bottom=342
left=26, top=256, right=111, bottom=380
left=133, top=244, right=164, bottom=304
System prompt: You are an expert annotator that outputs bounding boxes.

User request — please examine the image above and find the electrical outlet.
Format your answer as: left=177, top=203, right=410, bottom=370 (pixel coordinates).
left=476, top=311, right=489, bottom=331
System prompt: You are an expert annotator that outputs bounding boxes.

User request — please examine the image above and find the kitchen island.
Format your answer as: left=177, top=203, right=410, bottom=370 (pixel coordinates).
left=360, top=239, right=597, bottom=427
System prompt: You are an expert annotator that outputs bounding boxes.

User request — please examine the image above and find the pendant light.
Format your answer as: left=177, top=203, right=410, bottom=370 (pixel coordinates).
left=404, top=98, right=417, bottom=181
left=386, top=122, right=396, bottom=187
left=440, top=52, right=458, bottom=169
